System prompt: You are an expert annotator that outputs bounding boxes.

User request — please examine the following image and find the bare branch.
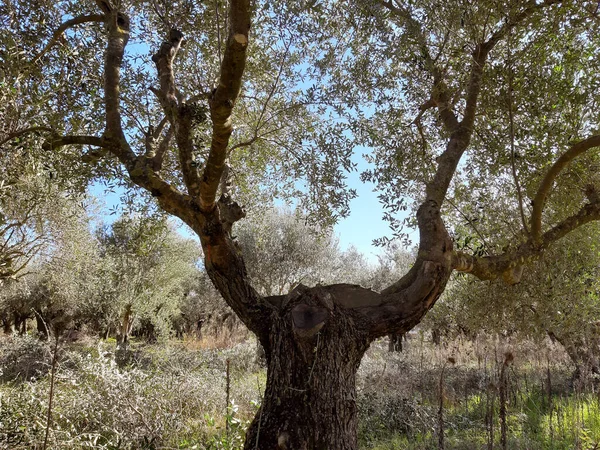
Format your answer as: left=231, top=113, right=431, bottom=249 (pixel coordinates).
left=150, top=27, right=204, bottom=198
left=100, top=3, right=135, bottom=163
left=199, top=0, right=250, bottom=211
left=531, top=134, right=600, bottom=244
left=30, top=14, right=105, bottom=65
left=151, top=28, right=184, bottom=122
left=0, top=126, right=53, bottom=148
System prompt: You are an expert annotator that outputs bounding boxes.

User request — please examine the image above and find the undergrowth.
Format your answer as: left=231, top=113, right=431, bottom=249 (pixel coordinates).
left=1, top=333, right=599, bottom=449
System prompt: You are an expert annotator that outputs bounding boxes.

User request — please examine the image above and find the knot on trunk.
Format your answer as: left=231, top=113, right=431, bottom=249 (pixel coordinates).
left=283, top=284, right=332, bottom=339
left=217, top=194, right=245, bottom=234
left=502, top=264, right=524, bottom=285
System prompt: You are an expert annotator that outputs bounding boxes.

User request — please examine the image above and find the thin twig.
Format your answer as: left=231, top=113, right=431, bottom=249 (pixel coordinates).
left=507, top=26, right=529, bottom=236
left=43, top=333, right=60, bottom=450
left=446, top=197, right=491, bottom=252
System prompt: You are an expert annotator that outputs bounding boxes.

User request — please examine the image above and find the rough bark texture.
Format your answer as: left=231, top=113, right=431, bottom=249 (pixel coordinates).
left=244, top=285, right=371, bottom=450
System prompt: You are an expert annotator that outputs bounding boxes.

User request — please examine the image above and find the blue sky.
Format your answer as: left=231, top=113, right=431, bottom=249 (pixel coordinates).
left=89, top=152, right=408, bottom=265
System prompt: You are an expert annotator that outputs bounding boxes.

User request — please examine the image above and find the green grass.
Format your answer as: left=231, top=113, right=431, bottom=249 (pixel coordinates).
left=2, top=334, right=600, bottom=449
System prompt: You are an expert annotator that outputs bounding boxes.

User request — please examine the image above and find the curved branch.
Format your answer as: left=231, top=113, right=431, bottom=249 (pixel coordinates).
left=30, top=14, right=105, bottom=65
left=454, top=197, right=600, bottom=284
left=0, top=126, right=53, bottom=148
left=531, top=134, right=600, bottom=244
left=424, top=0, right=564, bottom=208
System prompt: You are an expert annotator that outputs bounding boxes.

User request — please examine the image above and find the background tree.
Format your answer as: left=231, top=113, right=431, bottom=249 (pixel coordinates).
left=430, top=223, right=600, bottom=379
left=0, top=196, right=94, bottom=335
left=236, top=207, right=370, bottom=296
left=95, top=215, right=200, bottom=347
left=5, top=0, right=600, bottom=447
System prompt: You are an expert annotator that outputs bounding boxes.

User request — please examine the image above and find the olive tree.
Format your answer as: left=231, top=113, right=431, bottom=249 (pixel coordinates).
left=236, top=207, right=370, bottom=295
left=95, top=215, right=199, bottom=346
left=5, top=0, right=600, bottom=447
left=430, top=224, right=600, bottom=378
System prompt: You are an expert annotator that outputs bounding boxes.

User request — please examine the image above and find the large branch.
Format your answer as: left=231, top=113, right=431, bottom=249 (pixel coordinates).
left=99, top=1, right=135, bottom=165
left=345, top=201, right=454, bottom=338
left=361, top=1, right=566, bottom=335
left=31, top=14, right=105, bottom=64
left=199, top=0, right=250, bottom=211
left=424, top=1, right=563, bottom=207
left=531, top=134, right=600, bottom=244
left=454, top=197, right=600, bottom=283
left=151, top=28, right=203, bottom=199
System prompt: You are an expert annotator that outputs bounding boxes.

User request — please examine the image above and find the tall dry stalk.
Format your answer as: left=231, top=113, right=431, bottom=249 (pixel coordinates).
left=499, top=352, right=513, bottom=450
left=43, top=331, right=60, bottom=450
left=225, top=358, right=231, bottom=437
left=438, top=357, right=455, bottom=450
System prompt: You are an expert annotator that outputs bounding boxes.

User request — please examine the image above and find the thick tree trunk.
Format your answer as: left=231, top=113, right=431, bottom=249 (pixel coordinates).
left=197, top=201, right=453, bottom=449
left=244, top=287, right=370, bottom=449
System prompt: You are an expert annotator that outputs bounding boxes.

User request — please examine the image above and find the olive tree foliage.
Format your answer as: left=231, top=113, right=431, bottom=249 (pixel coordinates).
left=5, top=0, right=600, bottom=446
left=287, top=0, right=600, bottom=256
left=94, top=215, right=200, bottom=343
left=235, top=207, right=371, bottom=296
left=0, top=200, right=99, bottom=336
left=427, top=223, right=600, bottom=375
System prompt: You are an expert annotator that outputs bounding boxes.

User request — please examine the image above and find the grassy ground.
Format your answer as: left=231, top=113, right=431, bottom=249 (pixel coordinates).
left=1, top=332, right=599, bottom=449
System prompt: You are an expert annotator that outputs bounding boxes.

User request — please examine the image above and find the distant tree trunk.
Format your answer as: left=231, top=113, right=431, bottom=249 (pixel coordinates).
left=117, top=304, right=133, bottom=349
left=36, top=314, right=48, bottom=340
left=549, top=330, right=600, bottom=381
left=2, top=319, right=12, bottom=334
left=14, top=313, right=27, bottom=335
left=388, top=333, right=404, bottom=352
